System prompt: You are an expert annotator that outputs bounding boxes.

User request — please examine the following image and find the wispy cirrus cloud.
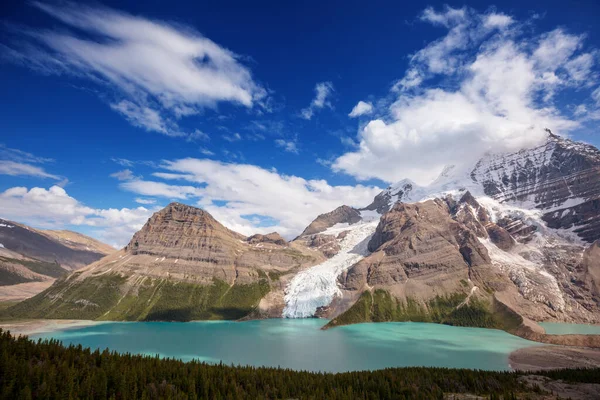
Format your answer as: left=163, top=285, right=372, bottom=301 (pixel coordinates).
left=2, top=1, right=268, bottom=139
left=334, top=6, right=599, bottom=184
left=301, top=82, right=334, bottom=120
left=275, top=138, right=299, bottom=154
left=0, top=144, right=59, bottom=179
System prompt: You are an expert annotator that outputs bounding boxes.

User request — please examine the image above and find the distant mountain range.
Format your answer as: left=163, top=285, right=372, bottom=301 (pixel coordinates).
left=0, top=219, right=114, bottom=301
left=2, top=130, right=600, bottom=345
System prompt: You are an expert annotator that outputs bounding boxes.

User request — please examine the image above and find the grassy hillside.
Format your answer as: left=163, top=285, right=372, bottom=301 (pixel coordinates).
left=326, top=289, right=505, bottom=329
left=4, top=328, right=599, bottom=399
left=1, top=273, right=270, bottom=322
left=0, top=256, right=68, bottom=286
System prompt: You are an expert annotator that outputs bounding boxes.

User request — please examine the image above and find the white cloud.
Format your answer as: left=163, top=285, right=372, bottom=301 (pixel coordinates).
left=0, top=160, right=60, bottom=180
left=223, top=132, right=242, bottom=142
left=348, top=101, right=373, bottom=117
left=199, top=148, right=215, bottom=156
left=275, top=138, right=299, bottom=154
left=483, top=13, right=513, bottom=29
left=120, top=180, right=201, bottom=199
left=0, top=144, right=59, bottom=179
left=333, top=7, right=595, bottom=184
left=134, top=198, right=156, bottom=205
left=301, top=82, right=334, bottom=120
left=0, top=185, right=154, bottom=247
left=4, top=1, right=266, bottom=137
left=118, top=158, right=381, bottom=238
left=110, top=169, right=136, bottom=181
left=187, top=130, right=210, bottom=142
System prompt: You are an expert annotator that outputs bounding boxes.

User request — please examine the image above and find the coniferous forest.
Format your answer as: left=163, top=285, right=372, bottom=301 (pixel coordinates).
left=1, top=329, right=599, bottom=399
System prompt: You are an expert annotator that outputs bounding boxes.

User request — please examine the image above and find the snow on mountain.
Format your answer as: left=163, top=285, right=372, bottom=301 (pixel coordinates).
left=284, top=131, right=599, bottom=320
left=283, top=218, right=379, bottom=318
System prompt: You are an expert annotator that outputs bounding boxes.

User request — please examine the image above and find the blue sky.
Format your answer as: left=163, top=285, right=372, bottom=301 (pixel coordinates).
left=1, top=0, right=600, bottom=247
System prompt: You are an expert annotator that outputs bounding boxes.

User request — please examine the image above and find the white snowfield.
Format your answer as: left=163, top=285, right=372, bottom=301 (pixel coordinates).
left=283, top=219, right=379, bottom=318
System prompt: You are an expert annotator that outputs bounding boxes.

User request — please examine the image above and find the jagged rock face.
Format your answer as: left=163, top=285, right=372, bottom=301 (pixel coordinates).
left=361, top=180, right=418, bottom=214
left=543, top=199, right=600, bottom=242
left=299, top=205, right=361, bottom=236
left=367, top=199, right=490, bottom=270
left=247, top=232, right=287, bottom=246
left=294, top=234, right=341, bottom=258
left=339, top=199, right=492, bottom=301
left=472, top=133, right=600, bottom=242
left=128, top=202, right=246, bottom=265
left=581, top=241, right=600, bottom=297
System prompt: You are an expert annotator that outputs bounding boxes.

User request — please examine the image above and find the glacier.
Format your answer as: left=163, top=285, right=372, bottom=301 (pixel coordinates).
left=282, top=218, right=379, bottom=318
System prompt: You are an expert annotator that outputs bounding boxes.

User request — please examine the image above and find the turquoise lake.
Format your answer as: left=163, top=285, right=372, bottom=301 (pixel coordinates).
left=539, top=322, right=600, bottom=335
left=31, top=319, right=541, bottom=372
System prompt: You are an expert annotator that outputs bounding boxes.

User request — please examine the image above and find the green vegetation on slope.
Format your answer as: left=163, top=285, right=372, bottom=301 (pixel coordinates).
left=0, top=256, right=68, bottom=286
left=0, top=269, right=34, bottom=286
left=5, top=329, right=598, bottom=399
left=327, top=289, right=502, bottom=329
left=0, top=273, right=270, bottom=322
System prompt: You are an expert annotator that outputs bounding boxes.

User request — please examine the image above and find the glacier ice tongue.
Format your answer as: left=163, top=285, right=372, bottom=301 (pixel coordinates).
left=282, top=219, right=379, bottom=318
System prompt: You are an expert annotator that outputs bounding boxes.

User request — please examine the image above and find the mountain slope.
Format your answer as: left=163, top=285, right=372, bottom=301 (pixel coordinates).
left=0, top=219, right=114, bottom=301
left=3, top=203, right=321, bottom=321
left=0, top=219, right=113, bottom=270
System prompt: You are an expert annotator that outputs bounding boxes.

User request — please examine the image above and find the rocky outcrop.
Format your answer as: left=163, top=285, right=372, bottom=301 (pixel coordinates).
left=127, top=202, right=246, bottom=264
left=299, top=205, right=361, bottom=236
left=361, top=180, right=420, bottom=214
left=247, top=232, right=287, bottom=246
left=294, top=234, right=341, bottom=258
left=581, top=241, right=600, bottom=297
left=336, top=199, right=493, bottom=311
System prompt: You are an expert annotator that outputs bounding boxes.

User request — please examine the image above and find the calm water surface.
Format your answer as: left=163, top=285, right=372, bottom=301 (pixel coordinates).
left=32, top=319, right=540, bottom=372
left=539, top=322, right=600, bottom=335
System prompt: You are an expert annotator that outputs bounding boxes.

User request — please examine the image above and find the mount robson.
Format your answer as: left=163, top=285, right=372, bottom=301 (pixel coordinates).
left=3, top=131, right=600, bottom=344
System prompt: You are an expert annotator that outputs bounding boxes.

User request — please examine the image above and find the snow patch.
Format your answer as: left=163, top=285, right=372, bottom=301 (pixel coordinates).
left=0, top=224, right=14, bottom=228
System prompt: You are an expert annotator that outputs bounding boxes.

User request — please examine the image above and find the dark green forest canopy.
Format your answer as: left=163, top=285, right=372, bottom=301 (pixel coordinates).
left=1, top=329, right=599, bottom=399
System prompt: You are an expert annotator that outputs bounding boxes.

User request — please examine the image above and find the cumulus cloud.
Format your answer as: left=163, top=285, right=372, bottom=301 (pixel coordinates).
left=116, top=158, right=381, bottom=238
left=0, top=145, right=59, bottom=179
left=301, top=82, right=334, bottom=120
left=333, top=6, right=596, bottom=184
left=348, top=101, right=373, bottom=118
left=0, top=185, right=154, bottom=247
left=3, top=1, right=266, bottom=138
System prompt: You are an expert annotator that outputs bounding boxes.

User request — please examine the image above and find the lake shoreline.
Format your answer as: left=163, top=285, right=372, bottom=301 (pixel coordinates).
left=0, top=319, right=106, bottom=336
left=509, top=345, right=600, bottom=371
